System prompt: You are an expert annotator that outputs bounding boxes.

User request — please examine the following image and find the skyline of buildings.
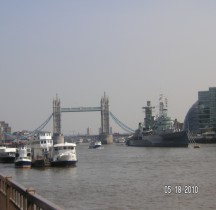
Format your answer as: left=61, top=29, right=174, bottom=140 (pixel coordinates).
left=1, top=87, right=216, bottom=141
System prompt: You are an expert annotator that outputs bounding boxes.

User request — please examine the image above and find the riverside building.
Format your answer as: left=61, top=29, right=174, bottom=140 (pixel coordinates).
left=0, top=121, right=11, bottom=143
left=184, top=87, right=216, bottom=133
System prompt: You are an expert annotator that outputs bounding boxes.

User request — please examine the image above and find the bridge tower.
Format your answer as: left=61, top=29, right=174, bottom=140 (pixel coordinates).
left=53, top=95, right=64, bottom=144
left=101, top=92, right=109, bottom=134
left=100, top=93, right=113, bottom=144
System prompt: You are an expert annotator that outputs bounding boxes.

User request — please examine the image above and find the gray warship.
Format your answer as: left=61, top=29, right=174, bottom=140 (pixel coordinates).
left=126, top=95, right=188, bottom=147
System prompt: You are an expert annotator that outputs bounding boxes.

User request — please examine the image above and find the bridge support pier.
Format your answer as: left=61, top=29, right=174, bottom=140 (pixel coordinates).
left=100, top=134, right=113, bottom=144
left=53, top=133, right=64, bottom=145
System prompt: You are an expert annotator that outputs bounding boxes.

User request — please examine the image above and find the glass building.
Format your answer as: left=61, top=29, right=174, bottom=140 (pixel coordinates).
left=183, top=101, right=199, bottom=132
left=184, top=87, right=216, bottom=133
left=198, top=90, right=210, bottom=130
left=209, top=87, right=216, bottom=128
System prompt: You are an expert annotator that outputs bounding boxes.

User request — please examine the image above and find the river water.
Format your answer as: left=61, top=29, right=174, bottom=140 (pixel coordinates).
left=1, top=143, right=216, bottom=210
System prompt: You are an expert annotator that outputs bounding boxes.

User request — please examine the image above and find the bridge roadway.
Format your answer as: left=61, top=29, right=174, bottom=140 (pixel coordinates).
left=61, top=107, right=101, bottom=112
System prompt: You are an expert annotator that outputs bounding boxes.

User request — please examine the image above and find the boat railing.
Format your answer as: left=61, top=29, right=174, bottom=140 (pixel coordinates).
left=187, top=130, right=196, bottom=143
left=0, top=173, right=63, bottom=210
left=187, top=130, right=200, bottom=148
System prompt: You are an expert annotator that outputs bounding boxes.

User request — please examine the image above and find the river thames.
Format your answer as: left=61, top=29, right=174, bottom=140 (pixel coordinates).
left=1, top=143, right=216, bottom=210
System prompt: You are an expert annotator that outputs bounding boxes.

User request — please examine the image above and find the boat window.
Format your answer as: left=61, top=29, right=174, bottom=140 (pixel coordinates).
left=63, top=146, right=67, bottom=150
left=54, top=147, right=58, bottom=151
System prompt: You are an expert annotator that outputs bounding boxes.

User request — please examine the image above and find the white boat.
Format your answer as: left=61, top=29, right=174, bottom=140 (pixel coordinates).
left=115, top=137, right=126, bottom=144
left=50, top=142, right=77, bottom=167
left=15, top=146, right=32, bottom=168
left=0, top=146, right=16, bottom=163
left=28, top=131, right=53, bottom=167
left=89, top=140, right=102, bottom=149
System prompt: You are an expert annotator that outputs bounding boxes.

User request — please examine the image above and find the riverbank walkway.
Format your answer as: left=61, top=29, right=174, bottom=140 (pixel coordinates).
left=0, top=173, right=63, bottom=210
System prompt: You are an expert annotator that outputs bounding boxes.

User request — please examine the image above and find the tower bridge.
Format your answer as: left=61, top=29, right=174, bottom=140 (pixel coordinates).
left=53, top=93, right=113, bottom=144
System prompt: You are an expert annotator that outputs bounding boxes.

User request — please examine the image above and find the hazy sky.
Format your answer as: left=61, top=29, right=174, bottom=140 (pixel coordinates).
left=1, top=1, right=216, bottom=134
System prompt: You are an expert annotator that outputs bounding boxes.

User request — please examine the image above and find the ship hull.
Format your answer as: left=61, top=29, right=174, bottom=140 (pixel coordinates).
left=0, top=156, right=15, bottom=163
left=32, top=159, right=51, bottom=167
left=15, top=160, right=32, bottom=168
left=126, top=131, right=188, bottom=147
left=89, top=145, right=102, bottom=149
left=50, top=160, right=77, bottom=167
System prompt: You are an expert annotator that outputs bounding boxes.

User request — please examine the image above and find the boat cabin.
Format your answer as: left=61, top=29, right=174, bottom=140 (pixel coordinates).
left=28, top=131, right=53, bottom=160
left=51, top=142, right=76, bottom=158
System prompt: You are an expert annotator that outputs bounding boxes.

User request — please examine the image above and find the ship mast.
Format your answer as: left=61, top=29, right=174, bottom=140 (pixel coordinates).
left=142, top=101, right=155, bottom=129
left=159, top=94, right=168, bottom=117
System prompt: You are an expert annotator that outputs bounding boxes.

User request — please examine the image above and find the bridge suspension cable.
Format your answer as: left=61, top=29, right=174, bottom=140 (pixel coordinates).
left=13, top=112, right=134, bottom=138
left=109, top=112, right=135, bottom=133
left=22, top=113, right=53, bottom=138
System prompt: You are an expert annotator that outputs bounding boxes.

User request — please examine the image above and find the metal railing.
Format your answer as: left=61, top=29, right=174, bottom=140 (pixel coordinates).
left=0, top=173, right=63, bottom=210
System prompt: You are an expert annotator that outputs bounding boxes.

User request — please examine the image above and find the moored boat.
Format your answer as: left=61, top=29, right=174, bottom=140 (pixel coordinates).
left=28, top=131, right=53, bottom=167
left=126, top=95, right=189, bottom=147
left=0, top=146, right=16, bottom=163
left=50, top=142, right=77, bottom=167
left=15, top=146, right=32, bottom=168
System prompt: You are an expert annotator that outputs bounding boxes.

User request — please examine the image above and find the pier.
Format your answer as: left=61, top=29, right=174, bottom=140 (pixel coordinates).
left=0, top=173, right=63, bottom=210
